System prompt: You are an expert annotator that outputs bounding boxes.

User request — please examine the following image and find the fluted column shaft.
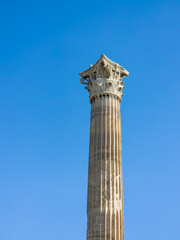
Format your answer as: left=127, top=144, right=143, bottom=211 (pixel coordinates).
left=87, top=94, right=124, bottom=240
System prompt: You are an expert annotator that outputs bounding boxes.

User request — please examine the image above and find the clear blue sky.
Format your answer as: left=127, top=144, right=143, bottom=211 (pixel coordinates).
left=0, top=0, right=180, bottom=239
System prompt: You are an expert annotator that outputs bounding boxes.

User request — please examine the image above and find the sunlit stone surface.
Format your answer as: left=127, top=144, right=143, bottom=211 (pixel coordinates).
left=80, top=55, right=129, bottom=240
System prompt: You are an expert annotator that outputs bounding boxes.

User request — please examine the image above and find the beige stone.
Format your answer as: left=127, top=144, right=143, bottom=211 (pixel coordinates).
left=80, top=55, right=129, bottom=240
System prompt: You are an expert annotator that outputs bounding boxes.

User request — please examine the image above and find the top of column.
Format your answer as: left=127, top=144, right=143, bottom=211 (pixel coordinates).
left=79, top=54, right=129, bottom=102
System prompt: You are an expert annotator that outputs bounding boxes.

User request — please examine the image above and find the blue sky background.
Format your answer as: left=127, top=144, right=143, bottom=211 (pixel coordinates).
left=0, top=0, right=180, bottom=239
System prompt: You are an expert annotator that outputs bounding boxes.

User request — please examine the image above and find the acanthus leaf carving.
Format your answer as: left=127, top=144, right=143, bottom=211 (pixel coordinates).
left=80, top=54, right=129, bottom=101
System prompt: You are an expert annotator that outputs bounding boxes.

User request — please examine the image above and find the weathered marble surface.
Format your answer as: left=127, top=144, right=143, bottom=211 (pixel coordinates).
left=80, top=55, right=129, bottom=240
left=80, top=54, right=129, bottom=102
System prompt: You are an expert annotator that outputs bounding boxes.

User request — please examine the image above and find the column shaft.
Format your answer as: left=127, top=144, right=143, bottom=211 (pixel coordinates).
left=87, top=94, right=124, bottom=240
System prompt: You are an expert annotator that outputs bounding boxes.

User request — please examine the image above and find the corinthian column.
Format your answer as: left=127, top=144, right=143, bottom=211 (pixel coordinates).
left=80, top=55, right=129, bottom=240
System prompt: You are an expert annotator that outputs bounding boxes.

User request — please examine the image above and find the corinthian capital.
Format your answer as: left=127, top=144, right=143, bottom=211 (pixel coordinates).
left=79, top=54, right=129, bottom=101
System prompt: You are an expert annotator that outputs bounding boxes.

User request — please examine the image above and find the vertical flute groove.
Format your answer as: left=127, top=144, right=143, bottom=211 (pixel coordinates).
left=100, top=96, right=103, bottom=240
left=116, top=99, right=120, bottom=240
left=105, top=96, right=107, bottom=240
left=109, top=96, right=112, bottom=240
left=114, top=96, right=117, bottom=240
